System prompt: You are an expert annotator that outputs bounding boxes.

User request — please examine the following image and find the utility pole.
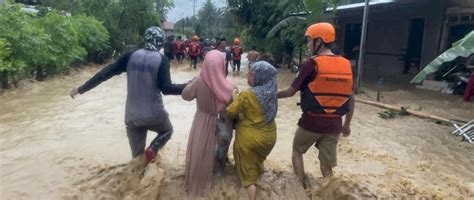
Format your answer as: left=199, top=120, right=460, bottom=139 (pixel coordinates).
left=357, top=0, right=370, bottom=89
left=192, top=0, right=197, bottom=17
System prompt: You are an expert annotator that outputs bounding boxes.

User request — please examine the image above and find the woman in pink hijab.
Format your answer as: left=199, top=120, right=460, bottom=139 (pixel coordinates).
left=182, top=50, right=235, bottom=198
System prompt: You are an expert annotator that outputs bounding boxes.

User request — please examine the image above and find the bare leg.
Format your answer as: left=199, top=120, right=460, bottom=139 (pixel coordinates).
left=246, top=184, right=257, bottom=200
left=292, top=149, right=307, bottom=188
left=320, top=164, right=333, bottom=178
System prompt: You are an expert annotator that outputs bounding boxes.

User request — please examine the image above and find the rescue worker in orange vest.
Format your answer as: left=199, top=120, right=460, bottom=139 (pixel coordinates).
left=278, top=23, right=355, bottom=188
left=231, top=38, right=243, bottom=72
left=188, top=35, right=201, bottom=69
left=174, top=35, right=187, bottom=64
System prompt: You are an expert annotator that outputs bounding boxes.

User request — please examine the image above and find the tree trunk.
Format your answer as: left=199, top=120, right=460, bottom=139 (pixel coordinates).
left=35, top=66, right=45, bottom=81
left=1, top=70, right=8, bottom=89
left=355, top=98, right=468, bottom=124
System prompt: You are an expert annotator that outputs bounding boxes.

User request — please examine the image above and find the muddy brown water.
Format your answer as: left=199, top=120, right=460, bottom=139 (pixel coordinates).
left=0, top=60, right=473, bottom=200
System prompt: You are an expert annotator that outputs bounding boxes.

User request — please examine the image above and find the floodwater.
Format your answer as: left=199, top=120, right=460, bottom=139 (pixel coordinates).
left=0, top=58, right=473, bottom=200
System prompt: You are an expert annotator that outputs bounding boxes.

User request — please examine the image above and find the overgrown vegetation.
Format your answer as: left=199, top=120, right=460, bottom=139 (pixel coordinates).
left=39, top=0, right=174, bottom=54
left=1, top=0, right=172, bottom=89
left=174, top=0, right=239, bottom=42
left=226, top=0, right=341, bottom=65
left=0, top=4, right=109, bottom=88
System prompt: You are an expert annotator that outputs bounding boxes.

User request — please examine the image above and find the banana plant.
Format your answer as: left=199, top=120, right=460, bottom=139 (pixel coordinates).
left=266, top=0, right=341, bottom=60
left=411, top=31, right=474, bottom=84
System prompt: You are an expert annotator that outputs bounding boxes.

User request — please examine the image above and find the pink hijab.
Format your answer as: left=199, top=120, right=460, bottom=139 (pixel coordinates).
left=200, top=50, right=234, bottom=111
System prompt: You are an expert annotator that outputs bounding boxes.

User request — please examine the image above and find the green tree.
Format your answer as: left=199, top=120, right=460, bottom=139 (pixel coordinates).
left=155, top=0, right=175, bottom=22
left=0, top=4, right=50, bottom=83
left=196, top=0, right=218, bottom=38
left=227, top=0, right=341, bottom=64
left=175, top=16, right=198, bottom=37
left=0, top=3, right=112, bottom=88
left=41, top=0, right=82, bottom=14
left=71, top=15, right=110, bottom=63
left=266, top=0, right=341, bottom=66
left=35, top=11, right=86, bottom=79
left=32, top=0, right=174, bottom=54
left=225, top=0, right=296, bottom=62
left=175, top=1, right=241, bottom=41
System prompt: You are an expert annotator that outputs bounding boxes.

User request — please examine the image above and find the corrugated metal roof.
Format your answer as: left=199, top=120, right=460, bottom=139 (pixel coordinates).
left=327, top=0, right=396, bottom=11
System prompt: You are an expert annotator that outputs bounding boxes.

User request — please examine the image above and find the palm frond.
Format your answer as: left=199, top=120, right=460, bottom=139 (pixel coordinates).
left=266, top=16, right=306, bottom=39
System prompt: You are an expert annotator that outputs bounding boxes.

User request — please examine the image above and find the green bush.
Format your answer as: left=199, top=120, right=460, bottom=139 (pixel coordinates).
left=0, top=4, right=46, bottom=83
left=71, top=15, right=110, bottom=62
left=36, top=11, right=87, bottom=76
left=0, top=3, right=111, bottom=88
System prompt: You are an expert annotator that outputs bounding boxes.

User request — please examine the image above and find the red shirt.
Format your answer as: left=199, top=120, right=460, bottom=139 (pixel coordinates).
left=464, top=74, right=474, bottom=101
left=291, top=58, right=343, bottom=134
left=188, top=42, right=201, bottom=57
left=174, top=40, right=185, bottom=54
left=231, top=45, right=243, bottom=61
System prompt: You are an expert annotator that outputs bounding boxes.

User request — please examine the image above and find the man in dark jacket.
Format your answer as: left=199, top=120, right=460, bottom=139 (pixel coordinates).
left=70, top=26, right=187, bottom=163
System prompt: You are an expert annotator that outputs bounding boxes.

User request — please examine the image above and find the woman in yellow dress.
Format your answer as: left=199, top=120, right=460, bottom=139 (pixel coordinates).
left=227, top=61, right=278, bottom=200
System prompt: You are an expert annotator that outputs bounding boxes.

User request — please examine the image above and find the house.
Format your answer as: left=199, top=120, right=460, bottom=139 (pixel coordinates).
left=163, top=21, right=175, bottom=37
left=333, top=0, right=474, bottom=78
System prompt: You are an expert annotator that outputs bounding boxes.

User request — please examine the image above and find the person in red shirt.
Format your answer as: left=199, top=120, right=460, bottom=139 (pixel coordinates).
left=464, top=69, right=474, bottom=102
left=278, top=23, right=355, bottom=188
left=174, top=35, right=187, bottom=64
left=188, top=35, right=201, bottom=69
left=231, top=38, right=243, bottom=72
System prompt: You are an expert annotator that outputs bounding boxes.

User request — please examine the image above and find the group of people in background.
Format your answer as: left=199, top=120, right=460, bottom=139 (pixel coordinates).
left=163, top=35, right=244, bottom=74
left=69, top=22, right=355, bottom=200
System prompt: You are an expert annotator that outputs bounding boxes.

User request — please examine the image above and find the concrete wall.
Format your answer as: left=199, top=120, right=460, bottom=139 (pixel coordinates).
left=336, top=0, right=446, bottom=77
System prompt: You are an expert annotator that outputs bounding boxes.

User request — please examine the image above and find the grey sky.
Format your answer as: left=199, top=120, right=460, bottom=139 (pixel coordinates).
left=167, top=0, right=227, bottom=22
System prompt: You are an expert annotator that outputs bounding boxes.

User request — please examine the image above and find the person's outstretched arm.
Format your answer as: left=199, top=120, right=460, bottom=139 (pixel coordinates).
left=182, top=77, right=197, bottom=101
left=70, top=51, right=134, bottom=98
left=157, top=56, right=186, bottom=95
left=277, top=59, right=315, bottom=99
left=278, top=86, right=297, bottom=98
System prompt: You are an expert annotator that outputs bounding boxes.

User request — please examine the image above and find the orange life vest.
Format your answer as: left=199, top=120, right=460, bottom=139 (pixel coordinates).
left=191, top=44, right=198, bottom=52
left=300, top=55, right=353, bottom=116
left=176, top=41, right=183, bottom=50
left=189, top=42, right=200, bottom=56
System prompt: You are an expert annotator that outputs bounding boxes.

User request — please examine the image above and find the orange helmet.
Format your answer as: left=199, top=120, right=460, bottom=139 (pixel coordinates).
left=192, top=35, right=199, bottom=41
left=233, top=38, right=240, bottom=45
left=305, top=23, right=336, bottom=43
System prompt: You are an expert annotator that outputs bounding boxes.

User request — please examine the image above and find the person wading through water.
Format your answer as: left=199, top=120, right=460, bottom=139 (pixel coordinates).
left=231, top=38, right=243, bottom=73
left=174, top=35, right=187, bottom=64
left=70, top=26, right=187, bottom=163
left=277, top=22, right=355, bottom=188
left=188, top=35, right=201, bottom=69
left=247, top=45, right=260, bottom=67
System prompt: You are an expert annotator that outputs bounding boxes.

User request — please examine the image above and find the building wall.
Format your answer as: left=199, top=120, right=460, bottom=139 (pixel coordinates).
left=336, top=0, right=446, bottom=77
left=448, top=0, right=474, bottom=8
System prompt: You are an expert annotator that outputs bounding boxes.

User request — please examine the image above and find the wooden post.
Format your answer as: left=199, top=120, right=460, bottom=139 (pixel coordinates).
left=357, top=0, right=370, bottom=89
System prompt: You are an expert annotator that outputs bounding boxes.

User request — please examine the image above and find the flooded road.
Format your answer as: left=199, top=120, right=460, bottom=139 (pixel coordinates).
left=0, top=59, right=473, bottom=199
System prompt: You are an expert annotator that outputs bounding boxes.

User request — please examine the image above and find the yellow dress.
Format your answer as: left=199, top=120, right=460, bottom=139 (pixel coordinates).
left=227, top=90, right=277, bottom=187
